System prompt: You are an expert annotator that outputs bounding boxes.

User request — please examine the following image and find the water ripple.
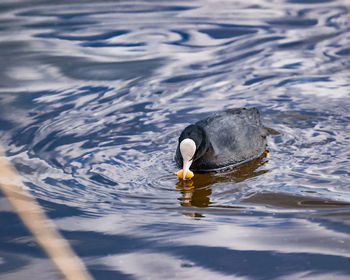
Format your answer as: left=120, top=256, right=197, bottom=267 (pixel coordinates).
left=0, top=0, right=350, bottom=278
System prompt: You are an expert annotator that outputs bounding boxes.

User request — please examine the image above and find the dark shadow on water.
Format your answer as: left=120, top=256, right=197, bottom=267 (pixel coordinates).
left=243, top=192, right=350, bottom=209
left=175, top=150, right=350, bottom=212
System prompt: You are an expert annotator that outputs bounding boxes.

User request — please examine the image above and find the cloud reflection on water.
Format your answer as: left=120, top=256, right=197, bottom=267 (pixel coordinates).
left=0, top=0, right=350, bottom=279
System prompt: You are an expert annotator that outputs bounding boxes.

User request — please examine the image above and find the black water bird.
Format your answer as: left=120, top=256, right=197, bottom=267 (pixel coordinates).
left=175, top=108, right=268, bottom=180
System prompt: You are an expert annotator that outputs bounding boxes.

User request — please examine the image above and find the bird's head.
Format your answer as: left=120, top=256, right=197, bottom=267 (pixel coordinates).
left=176, top=125, right=208, bottom=180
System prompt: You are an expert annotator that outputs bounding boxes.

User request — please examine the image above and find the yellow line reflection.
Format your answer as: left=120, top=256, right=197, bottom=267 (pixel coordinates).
left=0, top=148, right=93, bottom=280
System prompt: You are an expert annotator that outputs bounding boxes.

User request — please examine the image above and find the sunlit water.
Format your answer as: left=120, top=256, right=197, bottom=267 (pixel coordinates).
left=0, top=0, right=350, bottom=279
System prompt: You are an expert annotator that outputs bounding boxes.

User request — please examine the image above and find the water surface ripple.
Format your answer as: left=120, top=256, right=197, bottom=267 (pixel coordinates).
left=0, top=0, right=350, bottom=279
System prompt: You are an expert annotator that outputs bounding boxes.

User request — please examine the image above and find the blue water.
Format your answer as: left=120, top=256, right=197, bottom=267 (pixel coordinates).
left=0, top=0, right=350, bottom=279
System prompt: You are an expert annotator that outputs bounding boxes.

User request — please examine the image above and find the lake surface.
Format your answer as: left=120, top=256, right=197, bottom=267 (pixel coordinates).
left=0, top=0, right=350, bottom=279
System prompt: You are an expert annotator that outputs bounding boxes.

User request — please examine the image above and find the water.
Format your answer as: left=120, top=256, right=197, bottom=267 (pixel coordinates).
left=0, top=0, right=350, bottom=279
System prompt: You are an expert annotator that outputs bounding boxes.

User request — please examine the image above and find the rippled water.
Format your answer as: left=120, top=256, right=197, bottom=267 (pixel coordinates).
left=0, top=0, right=350, bottom=279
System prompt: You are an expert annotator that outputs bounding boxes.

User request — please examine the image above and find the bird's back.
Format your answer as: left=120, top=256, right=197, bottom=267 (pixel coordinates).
left=193, top=108, right=267, bottom=170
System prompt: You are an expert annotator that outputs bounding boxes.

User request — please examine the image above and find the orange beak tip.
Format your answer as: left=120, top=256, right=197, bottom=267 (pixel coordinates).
left=175, top=169, right=194, bottom=179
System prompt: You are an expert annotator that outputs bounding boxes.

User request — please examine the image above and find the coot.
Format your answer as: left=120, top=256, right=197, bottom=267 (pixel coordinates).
left=175, top=108, right=268, bottom=180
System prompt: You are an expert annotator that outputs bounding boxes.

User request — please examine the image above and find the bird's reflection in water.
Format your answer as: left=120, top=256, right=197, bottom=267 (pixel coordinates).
left=176, top=151, right=269, bottom=208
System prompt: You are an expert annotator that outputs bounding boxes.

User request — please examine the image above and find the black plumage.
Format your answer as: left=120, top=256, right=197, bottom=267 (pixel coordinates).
left=175, top=108, right=268, bottom=171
